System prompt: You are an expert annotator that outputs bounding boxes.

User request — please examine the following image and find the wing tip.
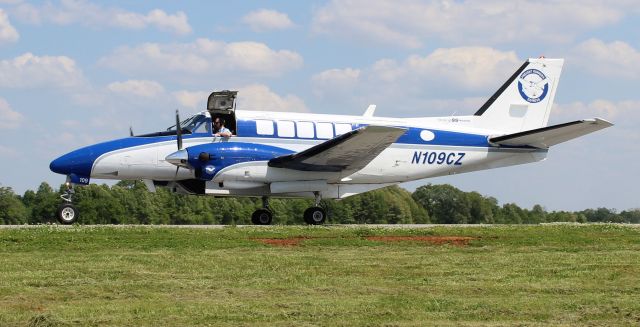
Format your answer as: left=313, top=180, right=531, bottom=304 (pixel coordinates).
left=588, top=117, right=614, bottom=127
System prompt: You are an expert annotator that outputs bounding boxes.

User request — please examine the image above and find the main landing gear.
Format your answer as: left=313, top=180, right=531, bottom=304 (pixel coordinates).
left=304, top=192, right=326, bottom=225
left=251, top=196, right=273, bottom=225
left=57, top=183, right=79, bottom=224
left=250, top=193, right=327, bottom=225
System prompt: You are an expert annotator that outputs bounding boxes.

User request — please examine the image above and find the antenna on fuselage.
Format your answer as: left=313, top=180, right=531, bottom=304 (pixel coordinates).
left=129, top=126, right=134, bottom=137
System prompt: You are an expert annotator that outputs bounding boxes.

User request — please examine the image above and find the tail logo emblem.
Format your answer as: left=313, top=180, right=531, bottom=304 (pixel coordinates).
left=517, top=69, right=549, bottom=103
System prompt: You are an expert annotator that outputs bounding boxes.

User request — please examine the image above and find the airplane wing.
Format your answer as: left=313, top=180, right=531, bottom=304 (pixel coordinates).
left=268, top=125, right=406, bottom=172
left=489, top=118, right=613, bottom=149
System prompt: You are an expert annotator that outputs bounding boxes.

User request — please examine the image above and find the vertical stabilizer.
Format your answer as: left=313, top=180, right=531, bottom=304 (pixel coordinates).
left=474, top=58, right=564, bottom=133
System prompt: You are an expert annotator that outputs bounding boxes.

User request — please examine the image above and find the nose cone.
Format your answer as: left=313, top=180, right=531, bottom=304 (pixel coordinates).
left=49, top=148, right=95, bottom=176
left=49, top=155, right=68, bottom=174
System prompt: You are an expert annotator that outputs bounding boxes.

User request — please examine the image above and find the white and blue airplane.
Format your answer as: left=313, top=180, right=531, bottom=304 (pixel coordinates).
left=50, top=58, right=612, bottom=225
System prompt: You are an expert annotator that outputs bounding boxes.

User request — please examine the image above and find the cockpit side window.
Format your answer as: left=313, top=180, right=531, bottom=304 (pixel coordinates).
left=192, top=119, right=212, bottom=134
left=167, top=115, right=201, bottom=133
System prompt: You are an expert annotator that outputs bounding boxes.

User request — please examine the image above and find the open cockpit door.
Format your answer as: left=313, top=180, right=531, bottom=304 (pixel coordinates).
left=207, top=90, right=238, bottom=135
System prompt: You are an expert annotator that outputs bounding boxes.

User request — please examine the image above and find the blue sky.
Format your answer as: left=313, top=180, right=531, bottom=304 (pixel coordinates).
left=0, top=0, right=638, bottom=211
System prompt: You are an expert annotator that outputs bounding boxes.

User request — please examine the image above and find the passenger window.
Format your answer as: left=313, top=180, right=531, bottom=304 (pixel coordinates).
left=335, top=123, right=352, bottom=136
left=316, top=122, right=334, bottom=139
left=297, top=121, right=314, bottom=138
left=277, top=120, right=295, bottom=137
left=256, top=120, right=274, bottom=135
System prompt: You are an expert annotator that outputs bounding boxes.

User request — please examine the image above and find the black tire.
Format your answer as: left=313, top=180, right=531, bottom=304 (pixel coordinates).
left=303, top=207, right=326, bottom=225
left=57, top=203, right=79, bottom=225
left=251, top=209, right=272, bottom=225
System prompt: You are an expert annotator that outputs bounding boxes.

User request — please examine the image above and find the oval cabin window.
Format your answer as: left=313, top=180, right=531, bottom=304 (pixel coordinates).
left=420, top=130, right=435, bottom=141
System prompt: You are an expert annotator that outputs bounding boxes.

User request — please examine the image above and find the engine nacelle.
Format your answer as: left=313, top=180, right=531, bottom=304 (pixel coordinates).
left=185, top=142, right=293, bottom=181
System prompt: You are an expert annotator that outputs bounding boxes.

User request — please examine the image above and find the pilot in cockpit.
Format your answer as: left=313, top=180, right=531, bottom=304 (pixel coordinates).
left=213, top=117, right=232, bottom=138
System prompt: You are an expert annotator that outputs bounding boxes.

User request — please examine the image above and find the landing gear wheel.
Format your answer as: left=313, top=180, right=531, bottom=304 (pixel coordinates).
left=304, top=207, right=326, bottom=225
left=57, top=203, right=79, bottom=225
left=251, top=209, right=273, bottom=225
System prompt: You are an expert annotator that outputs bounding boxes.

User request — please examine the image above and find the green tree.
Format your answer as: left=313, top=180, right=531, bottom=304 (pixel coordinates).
left=412, top=184, right=470, bottom=224
left=581, top=208, right=618, bottom=222
left=527, top=204, right=547, bottom=224
left=467, top=191, right=496, bottom=224
left=619, top=209, right=640, bottom=223
left=28, top=182, right=59, bottom=223
left=0, top=187, right=28, bottom=224
left=496, top=203, right=525, bottom=224
left=74, top=184, right=126, bottom=224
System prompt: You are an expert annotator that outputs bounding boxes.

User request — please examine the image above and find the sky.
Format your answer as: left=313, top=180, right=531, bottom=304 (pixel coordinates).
left=0, top=0, right=638, bottom=211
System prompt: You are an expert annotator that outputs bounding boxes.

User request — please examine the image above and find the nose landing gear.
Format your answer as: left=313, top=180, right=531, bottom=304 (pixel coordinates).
left=57, top=183, right=79, bottom=224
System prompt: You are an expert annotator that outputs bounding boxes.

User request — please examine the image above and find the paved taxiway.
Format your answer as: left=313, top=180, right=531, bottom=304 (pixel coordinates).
left=1, top=223, right=638, bottom=229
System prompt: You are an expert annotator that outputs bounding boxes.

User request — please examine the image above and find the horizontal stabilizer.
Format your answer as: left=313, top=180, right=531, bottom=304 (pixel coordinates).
left=269, top=125, right=406, bottom=172
left=489, top=118, right=613, bottom=148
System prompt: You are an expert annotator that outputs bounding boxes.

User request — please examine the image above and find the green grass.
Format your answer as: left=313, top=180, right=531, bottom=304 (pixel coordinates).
left=1, top=225, right=639, bottom=326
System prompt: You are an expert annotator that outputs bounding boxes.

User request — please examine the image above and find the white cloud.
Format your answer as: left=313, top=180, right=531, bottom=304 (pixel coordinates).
left=0, top=9, right=19, bottom=45
left=553, top=99, right=640, bottom=123
left=310, top=47, right=522, bottom=117
left=242, top=9, right=294, bottom=32
left=173, top=90, right=209, bottom=109
left=400, top=47, right=520, bottom=89
left=571, top=39, right=640, bottom=79
left=11, top=0, right=191, bottom=35
left=312, top=47, right=520, bottom=102
left=312, top=0, right=630, bottom=48
left=107, top=80, right=165, bottom=98
left=0, top=97, right=24, bottom=129
left=172, top=86, right=308, bottom=112
left=99, top=38, right=303, bottom=77
left=312, top=68, right=361, bottom=97
left=0, top=52, right=85, bottom=88
left=113, top=9, right=191, bottom=35
left=236, top=84, right=308, bottom=112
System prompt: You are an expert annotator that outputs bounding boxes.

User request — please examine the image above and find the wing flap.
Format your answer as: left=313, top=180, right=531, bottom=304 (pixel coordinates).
left=269, top=125, right=406, bottom=172
left=490, top=118, right=613, bottom=148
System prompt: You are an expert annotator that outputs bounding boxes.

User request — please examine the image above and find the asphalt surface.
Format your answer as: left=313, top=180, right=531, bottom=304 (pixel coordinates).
left=1, top=223, right=638, bottom=229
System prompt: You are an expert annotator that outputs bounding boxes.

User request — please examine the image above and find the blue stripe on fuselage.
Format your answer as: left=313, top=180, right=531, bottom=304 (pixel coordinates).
left=51, top=118, right=494, bottom=178
left=49, top=133, right=209, bottom=177
left=236, top=119, right=490, bottom=147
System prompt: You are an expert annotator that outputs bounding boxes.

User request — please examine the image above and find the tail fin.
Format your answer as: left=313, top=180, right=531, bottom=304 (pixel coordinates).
left=474, top=58, right=564, bottom=133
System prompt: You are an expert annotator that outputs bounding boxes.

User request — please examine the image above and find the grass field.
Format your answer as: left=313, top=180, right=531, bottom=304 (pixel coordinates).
left=1, top=224, right=639, bottom=326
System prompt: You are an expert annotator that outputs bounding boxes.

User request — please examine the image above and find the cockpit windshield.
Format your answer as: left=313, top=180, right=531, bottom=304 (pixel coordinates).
left=136, top=113, right=211, bottom=137
left=165, top=114, right=209, bottom=134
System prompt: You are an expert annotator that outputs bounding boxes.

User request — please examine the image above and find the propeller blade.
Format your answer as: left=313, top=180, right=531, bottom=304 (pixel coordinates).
left=175, top=109, right=183, bottom=150
left=173, top=166, right=180, bottom=180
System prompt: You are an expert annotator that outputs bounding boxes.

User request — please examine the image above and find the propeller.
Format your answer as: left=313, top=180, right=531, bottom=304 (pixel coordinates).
left=166, top=109, right=189, bottom=180
left=174, top=110, right=182, bottom=180
left=175, top=109, right=183, bottom=150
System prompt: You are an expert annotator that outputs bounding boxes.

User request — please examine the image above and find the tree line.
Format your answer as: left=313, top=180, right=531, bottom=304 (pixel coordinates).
left=1, top=182, right=638, bottom=224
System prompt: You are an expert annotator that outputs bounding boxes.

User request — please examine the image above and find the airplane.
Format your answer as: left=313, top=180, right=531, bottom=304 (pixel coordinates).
left=49, top=57, right=612, bottom=225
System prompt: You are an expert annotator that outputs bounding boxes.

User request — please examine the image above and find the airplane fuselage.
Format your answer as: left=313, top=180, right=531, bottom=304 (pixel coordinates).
left=51, top=110, right=547, bottom=199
